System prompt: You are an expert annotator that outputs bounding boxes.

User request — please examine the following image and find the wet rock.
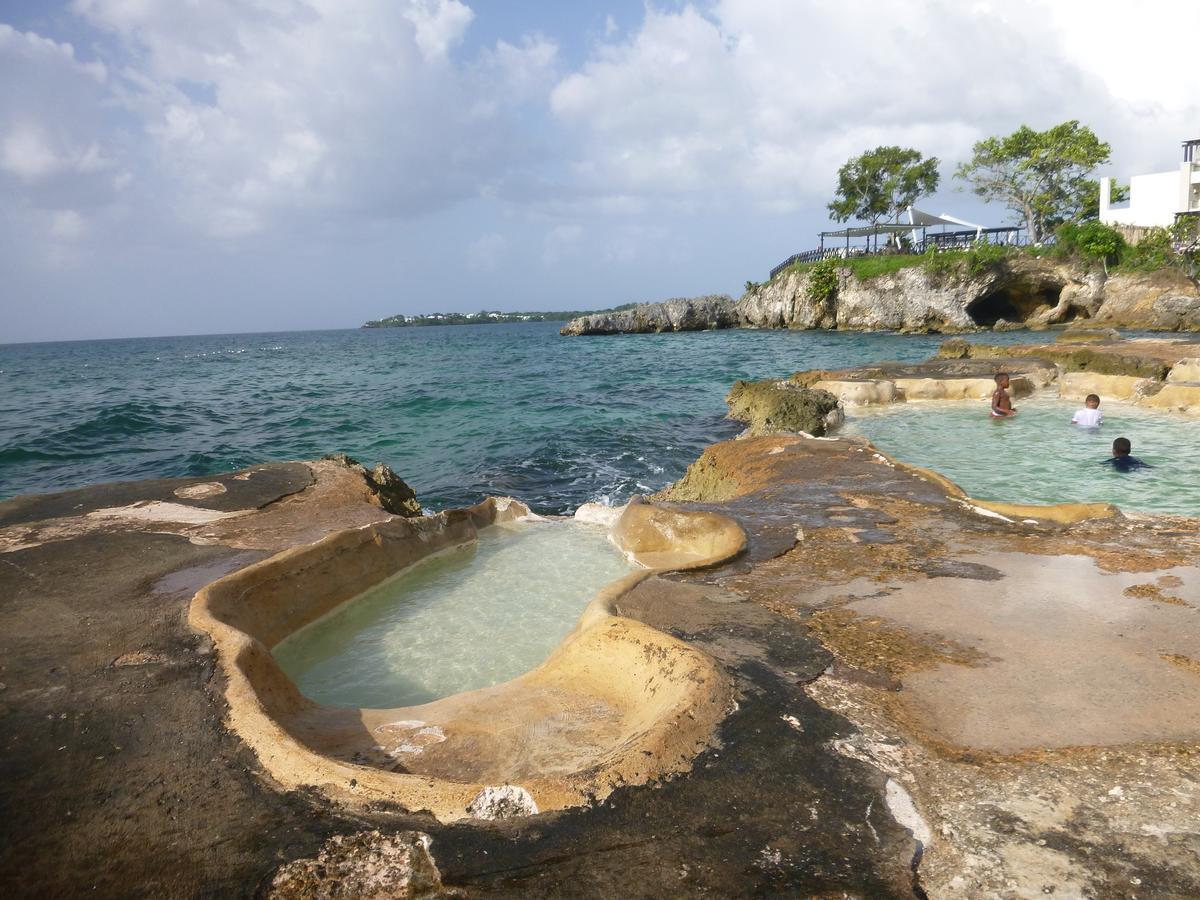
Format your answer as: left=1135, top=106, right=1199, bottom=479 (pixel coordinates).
left=725, top=380, right=841, bottom=437
left=936, top=338, right=972, bottom=360
left=1056, top=327, right=1121, bottom=343
left=560, top=295, right=739, bottom=335
left=263, top=830, right=447, bottom=899
left=936, top=341, right=1171, bottom=380
left=466, top=785, right=539, bottom=820
left=323, top=454, right=422, bottom=517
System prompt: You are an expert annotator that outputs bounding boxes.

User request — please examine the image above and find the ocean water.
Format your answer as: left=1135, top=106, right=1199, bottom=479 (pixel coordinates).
left=0, top=324, right=1151, bottom=514
left=273, top=519, right=635, bottom=708
left=842, top=397, right=1200, bottom=517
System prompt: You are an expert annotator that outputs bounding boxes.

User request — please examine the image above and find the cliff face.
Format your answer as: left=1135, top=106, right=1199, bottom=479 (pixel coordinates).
left=559, top=295, right=738, bottom=335
left=560, top=257, right=1199, bottom=335
left=1091, top=269, right=1200, bottom=330
left=739, top=255, right=1114, bottom=333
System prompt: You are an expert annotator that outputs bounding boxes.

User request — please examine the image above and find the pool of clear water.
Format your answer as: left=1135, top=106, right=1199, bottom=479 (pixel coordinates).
left=272, top=519, right=636, bottom=709
left=841, top=396, right=1200, bottom=517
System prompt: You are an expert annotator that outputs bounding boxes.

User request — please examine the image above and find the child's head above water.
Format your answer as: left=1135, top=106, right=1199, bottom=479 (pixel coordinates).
left=994, top=372, right=1010, bottom=388
left=1085, top=394, right=1100, bottom=409
left=1112, top=436, right=1132, bottom=457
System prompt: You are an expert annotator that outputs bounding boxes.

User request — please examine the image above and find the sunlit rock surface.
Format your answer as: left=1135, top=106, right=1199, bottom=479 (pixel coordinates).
left=4, top=369, right=1200, bottom=895
left=562, top=256, right=1198, bottom=335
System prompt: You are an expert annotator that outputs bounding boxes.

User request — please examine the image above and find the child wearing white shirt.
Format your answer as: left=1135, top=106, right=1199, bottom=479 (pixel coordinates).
left=1072, top=394, right=1103, bottom=428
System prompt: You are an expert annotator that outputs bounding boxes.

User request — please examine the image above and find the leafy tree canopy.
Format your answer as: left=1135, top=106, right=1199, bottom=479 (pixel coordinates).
left=828, top=146, right=940, bottom=227
left=1077, top=178, right=1129, bottom=222
left=955, top=120, right=1111, bottom=242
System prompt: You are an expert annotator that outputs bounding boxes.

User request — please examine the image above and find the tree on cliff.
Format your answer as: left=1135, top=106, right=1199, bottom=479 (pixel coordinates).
left=827, top=146, right=940, bottom=227
left=955, top=121, right=1111, bottom=243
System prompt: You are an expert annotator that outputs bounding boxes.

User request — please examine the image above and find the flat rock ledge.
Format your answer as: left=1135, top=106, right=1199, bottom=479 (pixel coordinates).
left=3, top=423, right=1200, bottom=897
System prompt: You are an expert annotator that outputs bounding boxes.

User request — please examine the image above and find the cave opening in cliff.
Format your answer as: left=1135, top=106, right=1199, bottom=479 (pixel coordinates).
left=967, top=284, right=1064, bottom=327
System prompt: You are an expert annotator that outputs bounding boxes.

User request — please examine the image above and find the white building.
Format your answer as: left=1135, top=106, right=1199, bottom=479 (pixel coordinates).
left=1100, top=138, right=1200, bottom=229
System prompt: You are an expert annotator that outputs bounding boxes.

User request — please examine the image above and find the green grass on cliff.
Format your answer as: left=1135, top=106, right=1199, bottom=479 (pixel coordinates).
left=778, top=243, right=1011, bottom=286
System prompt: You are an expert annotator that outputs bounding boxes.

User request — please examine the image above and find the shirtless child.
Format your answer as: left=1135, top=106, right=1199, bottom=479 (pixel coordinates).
left=990, top=372, right=1016, bottom=417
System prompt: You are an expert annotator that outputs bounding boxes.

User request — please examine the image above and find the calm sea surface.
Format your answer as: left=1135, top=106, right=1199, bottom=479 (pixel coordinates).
left=0, top=324, right=1110, bottom=514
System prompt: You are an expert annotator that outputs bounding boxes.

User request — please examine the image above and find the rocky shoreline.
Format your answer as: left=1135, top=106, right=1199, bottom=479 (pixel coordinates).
left=3, top=338, right=1200, bottom=897
left=561, top=256, right=1200, bottom=335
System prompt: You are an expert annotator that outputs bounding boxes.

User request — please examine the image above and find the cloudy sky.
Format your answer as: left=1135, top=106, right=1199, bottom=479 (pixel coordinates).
left=2, top=0, right=1197, bottom=342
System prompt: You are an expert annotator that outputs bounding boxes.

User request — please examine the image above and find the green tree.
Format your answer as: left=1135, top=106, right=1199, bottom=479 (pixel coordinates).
left=1077, top=178, right=1129, bottom=222
left=955, top=120, right=1111, bottom=242
left=828, top=146, right=940, bottom=227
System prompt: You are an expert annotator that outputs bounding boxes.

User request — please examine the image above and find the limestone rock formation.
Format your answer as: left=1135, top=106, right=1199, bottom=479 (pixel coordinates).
left=739, top=254, right=1109, bottom=333
left=559, top=294, right=739, bottom=335
left=264, top=830, right=446, bottom=899
left=937, top=339, right=1172, bottom=380
left=1090, top=268, right=1200, bottom=330
left=725, top=380, right=841, bottom=436
left=562, top=256, right=1197, bottom=336
left=467, top=785, right=539, bottom=820
left=323, top=453, right=423, bottom=517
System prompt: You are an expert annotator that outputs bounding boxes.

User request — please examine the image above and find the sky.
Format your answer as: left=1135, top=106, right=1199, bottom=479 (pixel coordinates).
left=1, top=0, right=1198, bottom=342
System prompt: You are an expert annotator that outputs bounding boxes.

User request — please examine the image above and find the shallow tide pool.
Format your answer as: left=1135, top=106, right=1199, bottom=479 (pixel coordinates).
left=273, top=520, right=636, bottom=709
left=841, top=397, right=1200, bottom=517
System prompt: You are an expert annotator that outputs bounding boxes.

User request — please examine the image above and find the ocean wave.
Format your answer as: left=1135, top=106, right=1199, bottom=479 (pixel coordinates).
left=37, top=401, right=205, bottom=454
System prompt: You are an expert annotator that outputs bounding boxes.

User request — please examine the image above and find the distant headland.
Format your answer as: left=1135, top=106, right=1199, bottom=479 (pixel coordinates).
left=362, top=304, right=637, bottom=328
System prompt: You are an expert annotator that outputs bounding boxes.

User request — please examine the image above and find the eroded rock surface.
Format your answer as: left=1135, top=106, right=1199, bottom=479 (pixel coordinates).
left=658, top=433, right=1200, bottom=897
left=725, top=379, right=842, bottom=436
left=324, top=453, right=423, bottom=517
left=559, top=294, right=738, bottom=335
left=563, top=256, right=1198, bottom=335
left=264, top=830, right=447, bottom=899
left=5, top=415, right=1200, bottom=897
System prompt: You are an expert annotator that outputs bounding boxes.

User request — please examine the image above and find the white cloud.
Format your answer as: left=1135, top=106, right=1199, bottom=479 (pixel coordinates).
left=62, top=0, right=558, bottom=237
left=402, top=0, right=474, bottom=61
left=0, top=25, right=114, bottom=186
left=548, top=1, right=1200, bottom=215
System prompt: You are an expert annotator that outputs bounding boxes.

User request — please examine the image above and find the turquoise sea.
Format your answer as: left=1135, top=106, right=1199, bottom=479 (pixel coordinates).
left=0, top=324, right=1173, bottom=514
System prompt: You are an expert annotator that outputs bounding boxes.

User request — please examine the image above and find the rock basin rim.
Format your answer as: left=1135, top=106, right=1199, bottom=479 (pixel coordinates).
left=188, top=494, right=748, bottom=823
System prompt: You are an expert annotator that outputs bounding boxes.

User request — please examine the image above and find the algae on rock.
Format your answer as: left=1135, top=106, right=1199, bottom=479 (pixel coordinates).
left=726, top=380, right=842, bottom=437
left=323, top=453, right=423, bottom=517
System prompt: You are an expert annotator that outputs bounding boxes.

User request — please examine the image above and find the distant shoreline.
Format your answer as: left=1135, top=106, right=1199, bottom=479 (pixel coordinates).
left=363, top=305, right=636, bottom=329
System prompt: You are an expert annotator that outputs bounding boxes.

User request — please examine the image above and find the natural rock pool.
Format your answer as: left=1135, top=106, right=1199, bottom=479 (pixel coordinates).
left=273, top=520, right=637, bottom=709
left=842, top=398, right=1200, bottom=517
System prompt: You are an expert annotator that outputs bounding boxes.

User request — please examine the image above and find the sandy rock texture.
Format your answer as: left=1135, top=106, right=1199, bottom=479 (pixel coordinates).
left=5, top=377, right=1200, bottom=896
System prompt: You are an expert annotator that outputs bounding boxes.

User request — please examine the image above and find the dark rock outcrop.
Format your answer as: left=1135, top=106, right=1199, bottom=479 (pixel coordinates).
left=560, top=295, right=739, bottom=335
left=323, top=453, right=423, bottom=517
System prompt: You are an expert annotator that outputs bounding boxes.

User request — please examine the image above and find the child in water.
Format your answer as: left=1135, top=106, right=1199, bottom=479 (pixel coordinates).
left=990, top=372, right=1016, bottom=417
left=1071, top=394, right=1103, bottom=428
left=1101, top=436, right=1152, bottom=471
